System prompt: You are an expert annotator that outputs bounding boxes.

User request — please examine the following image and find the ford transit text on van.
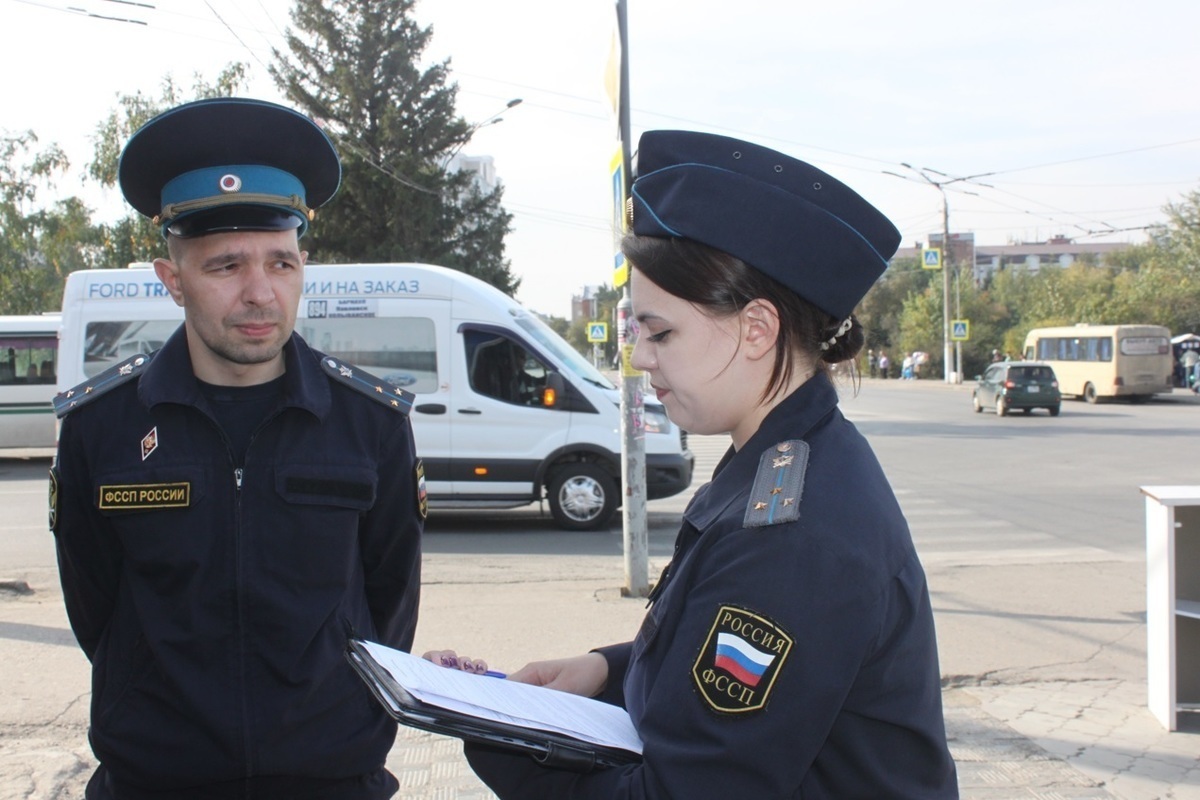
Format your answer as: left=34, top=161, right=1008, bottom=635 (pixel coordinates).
left=58, top=263, right=694, bottom=530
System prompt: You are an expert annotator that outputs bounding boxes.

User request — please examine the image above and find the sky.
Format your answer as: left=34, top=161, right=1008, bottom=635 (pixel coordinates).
left=2, top=0, right=1199, bottom=318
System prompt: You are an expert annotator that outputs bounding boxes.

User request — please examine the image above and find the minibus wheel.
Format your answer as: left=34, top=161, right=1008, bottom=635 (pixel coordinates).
left=1083, top=383, right=1099, bottom=404
left=548, top=464, right=618, bottom=531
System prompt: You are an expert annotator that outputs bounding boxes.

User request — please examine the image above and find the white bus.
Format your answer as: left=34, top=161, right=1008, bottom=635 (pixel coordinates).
left=1022, top=323, right=1173, bottom=403
left=0, top=313, right=61, bottom=448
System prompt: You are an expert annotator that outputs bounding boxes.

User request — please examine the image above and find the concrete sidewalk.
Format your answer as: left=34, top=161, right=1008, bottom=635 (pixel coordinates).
left=396, top=556, right=1200, bottom=800
left=4, top=564, right=1195, bottom=800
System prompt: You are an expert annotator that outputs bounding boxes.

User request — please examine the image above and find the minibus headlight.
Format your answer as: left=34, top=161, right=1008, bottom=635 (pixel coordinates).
left=644, top=406, right=671, bottom=434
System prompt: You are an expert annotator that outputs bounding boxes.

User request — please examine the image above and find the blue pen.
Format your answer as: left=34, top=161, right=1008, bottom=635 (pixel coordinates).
left=483, top=670, right=507, bottom=679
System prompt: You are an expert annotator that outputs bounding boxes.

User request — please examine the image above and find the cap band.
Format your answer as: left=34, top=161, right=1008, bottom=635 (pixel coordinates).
left=157, top=164, right=311, bottom=234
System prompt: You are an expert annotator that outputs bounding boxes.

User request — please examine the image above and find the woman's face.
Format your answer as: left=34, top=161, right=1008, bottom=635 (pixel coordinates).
left=630, top=267, right=769, bottom=446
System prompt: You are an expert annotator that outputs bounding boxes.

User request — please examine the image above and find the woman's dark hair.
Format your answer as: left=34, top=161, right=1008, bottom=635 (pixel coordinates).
left=621, top=234, right=864, bottom=401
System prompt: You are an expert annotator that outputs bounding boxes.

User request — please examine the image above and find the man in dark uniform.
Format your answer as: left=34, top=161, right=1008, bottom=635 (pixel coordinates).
left=50, top=98, right=424, bottom=799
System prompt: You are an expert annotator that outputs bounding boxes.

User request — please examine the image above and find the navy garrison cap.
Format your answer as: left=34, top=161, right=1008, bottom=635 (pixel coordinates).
left=630, top=130, right=900, bottom=319
left=118, top=97, right=340, bottom=239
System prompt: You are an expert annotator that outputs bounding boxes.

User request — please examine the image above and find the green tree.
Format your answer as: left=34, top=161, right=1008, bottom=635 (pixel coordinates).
left=1115, top=192, right=1200, bottom=333
left=0, top=132, right=102, bottom=313
left=271, top=0, right=519, bottom=294
left=896, top=287, right=943, bottom=376
left=87, top=66, right=249, bottom=267
left=858, top=256, right=935, bottom=360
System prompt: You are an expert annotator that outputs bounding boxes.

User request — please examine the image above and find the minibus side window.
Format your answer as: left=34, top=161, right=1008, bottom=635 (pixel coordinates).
left=0, top=336, right=57, bottom=385
left=464, top=330, right=550, bottom=408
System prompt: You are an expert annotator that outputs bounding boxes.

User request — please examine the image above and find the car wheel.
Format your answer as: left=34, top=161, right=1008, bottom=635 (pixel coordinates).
left=1049, top=405, right=1061, bottom=417
left=1083, top=383, right=1099, bottom=404
left=1022, top=408, right=1032, bottom=415
left=548, top=463, right=618, bottom=531
left=996, top=396, right=1007, bottom=417
left=972, top=393, right=983, bottom=413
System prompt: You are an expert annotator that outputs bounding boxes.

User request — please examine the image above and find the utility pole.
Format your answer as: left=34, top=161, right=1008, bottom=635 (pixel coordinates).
left=940, top=190, right=952, bottom=382
left=884, top=164, right=992, bottom=384
left=614, top=0, right=648, bottom=597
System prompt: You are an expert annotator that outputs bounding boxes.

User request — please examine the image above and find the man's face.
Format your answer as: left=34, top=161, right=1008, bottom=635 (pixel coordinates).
left=154, top=229, right=306, bottom=386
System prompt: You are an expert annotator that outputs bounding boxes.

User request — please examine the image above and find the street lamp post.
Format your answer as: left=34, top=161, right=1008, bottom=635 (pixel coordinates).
left=442, top=98, right=523, bottom=168
left=937, top=183, right=953, bottom=382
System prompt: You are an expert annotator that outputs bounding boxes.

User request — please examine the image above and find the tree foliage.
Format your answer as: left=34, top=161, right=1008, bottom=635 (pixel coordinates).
left=859, top=188, right=1200, bottom=379
left=0, top=132, right=102, bottom=313
left=87, top=66, right=249, bottom=268
left=270, top=0, right=519, bottom=294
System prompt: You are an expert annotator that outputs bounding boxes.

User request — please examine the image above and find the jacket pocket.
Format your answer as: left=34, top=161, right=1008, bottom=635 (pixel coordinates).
left=274, top=464, right=377, bottom=511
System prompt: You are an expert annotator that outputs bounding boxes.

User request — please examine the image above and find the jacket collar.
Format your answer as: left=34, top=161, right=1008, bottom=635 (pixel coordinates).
left=137, top=325, right=331, bottom=420
left=682, top=373, right=840, bottom=531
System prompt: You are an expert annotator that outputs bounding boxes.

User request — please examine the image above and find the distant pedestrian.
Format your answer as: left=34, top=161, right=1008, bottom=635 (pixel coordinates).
left=878, top=351, right=890, bottom=379
left=902, top=353, right=914, bottom=379
left=991, top=349, right=1003, bottom=363
left=1181, top=349, right=1198, bottom=388
left=868, top=349, right=878, bottom=378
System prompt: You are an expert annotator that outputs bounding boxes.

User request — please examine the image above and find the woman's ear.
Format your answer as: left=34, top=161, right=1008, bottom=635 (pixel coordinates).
left=741, top=299, right=781, bottom=361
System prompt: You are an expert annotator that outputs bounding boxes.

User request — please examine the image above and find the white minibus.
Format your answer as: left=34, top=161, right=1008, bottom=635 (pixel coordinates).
left=58, top=264, right=694, bottom=530
left=0, top=313, right=61, bottom=449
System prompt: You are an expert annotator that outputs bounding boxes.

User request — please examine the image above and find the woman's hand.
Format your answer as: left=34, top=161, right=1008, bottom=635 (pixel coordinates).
left=421, top=649, right=489, bottom=675
left=507, top=652, right=608, bottom=696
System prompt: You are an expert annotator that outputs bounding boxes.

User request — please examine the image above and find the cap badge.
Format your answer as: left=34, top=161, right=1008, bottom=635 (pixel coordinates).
left=218, top=173, right=243, bottom=193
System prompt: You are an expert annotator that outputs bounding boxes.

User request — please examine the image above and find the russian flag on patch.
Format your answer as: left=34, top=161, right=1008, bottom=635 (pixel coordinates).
left=713, top=632, right=776, bottom=687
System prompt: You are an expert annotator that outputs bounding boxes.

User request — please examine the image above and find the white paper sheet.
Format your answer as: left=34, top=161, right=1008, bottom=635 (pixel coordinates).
left=360, top=640, right=643, bottom=754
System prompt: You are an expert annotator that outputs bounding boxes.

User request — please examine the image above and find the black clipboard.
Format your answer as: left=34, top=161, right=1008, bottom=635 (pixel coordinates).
left=346, top=639, right=642, bottom=772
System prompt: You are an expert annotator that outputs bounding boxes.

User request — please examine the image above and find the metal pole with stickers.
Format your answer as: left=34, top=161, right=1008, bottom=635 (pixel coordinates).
left=612, top=0, right=648, bottom=596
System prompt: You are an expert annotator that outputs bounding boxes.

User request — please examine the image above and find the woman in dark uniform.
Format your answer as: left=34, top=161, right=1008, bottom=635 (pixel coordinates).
left=453, top=130, right=958, bottom=799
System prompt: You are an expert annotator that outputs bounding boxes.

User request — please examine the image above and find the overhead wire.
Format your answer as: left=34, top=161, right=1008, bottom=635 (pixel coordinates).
left=8, top=1, right=1193, bottom=242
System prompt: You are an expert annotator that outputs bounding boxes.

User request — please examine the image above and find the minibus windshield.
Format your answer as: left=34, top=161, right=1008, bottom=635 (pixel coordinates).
left=512, top=312, right=617, bottom=390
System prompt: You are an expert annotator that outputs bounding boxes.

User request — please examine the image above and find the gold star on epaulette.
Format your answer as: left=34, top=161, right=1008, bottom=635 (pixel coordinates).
left=375, top=385, right=383, bottom=393
left=771, top=487, right=783, bottom=495
left=782, top=498, right=795, bottom=507
left=390, top=400, right=399, bottom=407
left=773, top=455, right=794, bottom=469
left=119, top=364, right=134, bottom=376
left=754, top=501, right=768, bottom=510
left=85, top=386, right=94, bottom=394
left=65, top=390, right=75, bottom=398
left=339, top=366, right=353, bottom=378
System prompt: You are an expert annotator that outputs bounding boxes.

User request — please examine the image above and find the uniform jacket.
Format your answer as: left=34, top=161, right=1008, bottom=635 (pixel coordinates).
left=467, top=374, right=957, bottom=798
left=52, top=327, right=423, bottom=795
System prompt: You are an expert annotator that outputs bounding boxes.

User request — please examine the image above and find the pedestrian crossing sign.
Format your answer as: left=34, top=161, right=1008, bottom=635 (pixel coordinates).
left=952, top=320, right=969, bottom=341
left=588, top=322, right=609, bottom=343
left=923, top=248, right=942, bottom=270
